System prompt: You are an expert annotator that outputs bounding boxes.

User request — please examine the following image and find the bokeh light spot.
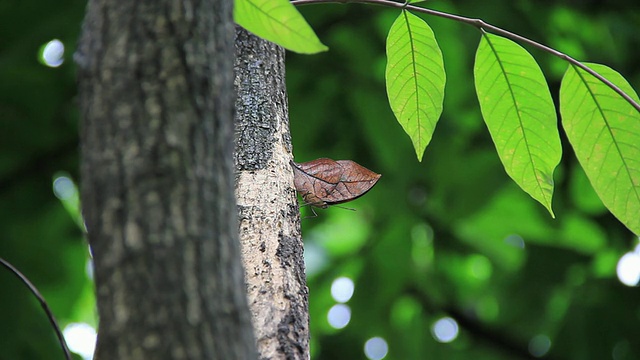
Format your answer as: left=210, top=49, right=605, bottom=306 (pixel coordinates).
left=63, top=322, right=96, bottom=360
left=331, top=277, right=354, bottom=303
left=304, top=242, right=328, bottom=276
left=364, top=337, right=388, bottom=360
left=86, top=258, right=94, bottom=280
left=617, top=251, right=640, bottom=286
left=40, top=39, right=65, bottom=67
left=505, top=234, right=525, bottom=249
left=53, top=176, right=76, bottom=200
left=327, top=304, right=351, bottom=329
left=528, top=334, right=551, bottom=358
left=431, top=317, right=459, bottom=343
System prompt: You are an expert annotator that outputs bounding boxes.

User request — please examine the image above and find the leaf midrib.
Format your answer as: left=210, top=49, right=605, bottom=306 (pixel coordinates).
left=403, top=10, right=424, bottom=147
left=571, top=64, right=640, bottom=205
left=484, top=33, right=551, bottom=206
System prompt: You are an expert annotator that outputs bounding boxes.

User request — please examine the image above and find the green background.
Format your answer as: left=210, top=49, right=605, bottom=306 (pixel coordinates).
left=1, top=0, right=639, bottom=359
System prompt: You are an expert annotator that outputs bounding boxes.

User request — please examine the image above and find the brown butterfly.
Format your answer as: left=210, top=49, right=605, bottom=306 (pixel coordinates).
left=291, top=158, right=381, bottom=209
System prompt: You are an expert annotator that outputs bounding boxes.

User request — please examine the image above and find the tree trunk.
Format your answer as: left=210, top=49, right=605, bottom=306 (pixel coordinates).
left=234, top=28, right=309, bottom=360
left=76, top=0, right=256, bottom=358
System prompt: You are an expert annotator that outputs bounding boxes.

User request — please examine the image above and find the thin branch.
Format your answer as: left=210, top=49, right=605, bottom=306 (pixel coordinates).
left=292, top=0, right=640, bottom=113
left=0, top=257, right=72, bottom=360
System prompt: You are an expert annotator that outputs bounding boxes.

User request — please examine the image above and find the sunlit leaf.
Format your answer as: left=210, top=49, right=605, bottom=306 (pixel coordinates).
left=474, top=33, right=561, bottom=216
left=560, top=63, right=640, bottom=235
left=234, top=0, right=328, bottom=54
left=385, top=11, right=446, bottom=162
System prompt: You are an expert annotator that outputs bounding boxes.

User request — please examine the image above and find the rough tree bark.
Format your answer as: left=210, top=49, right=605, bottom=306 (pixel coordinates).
left=234, top=28, right=309, bottom=359
left=77, top=0, right=256, bottom=358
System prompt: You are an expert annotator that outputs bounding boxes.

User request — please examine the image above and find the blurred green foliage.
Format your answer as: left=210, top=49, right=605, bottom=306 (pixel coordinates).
left=1, top=0, right=639, bottom=359
left=0, top=0, right=91, bottom=359
left=290, top=1, right=640, bottom=359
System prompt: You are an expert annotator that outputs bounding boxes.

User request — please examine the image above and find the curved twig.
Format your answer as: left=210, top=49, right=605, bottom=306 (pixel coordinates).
left=0, top=257, right=72, bottom=360
left=292, top=0, right=640, bottom=113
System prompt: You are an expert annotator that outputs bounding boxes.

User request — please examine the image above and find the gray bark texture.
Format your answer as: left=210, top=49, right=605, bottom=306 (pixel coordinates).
left=77, top=0, right=257, bottom=358
left=234, top=28, right=309, bottom=360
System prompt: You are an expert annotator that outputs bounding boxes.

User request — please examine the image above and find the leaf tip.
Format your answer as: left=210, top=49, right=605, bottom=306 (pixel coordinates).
left=301, top=43, right=329, bottom=55
left=548, top=208, right=556, bottom=219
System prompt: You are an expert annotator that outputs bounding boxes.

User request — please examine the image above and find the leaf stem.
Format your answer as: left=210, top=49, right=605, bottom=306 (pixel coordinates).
left=291, top=0, right=640, bottom=113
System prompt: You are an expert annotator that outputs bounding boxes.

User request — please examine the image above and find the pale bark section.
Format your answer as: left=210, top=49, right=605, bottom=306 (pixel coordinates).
left=236, top=129, right=307, bottom=359
left=234, top=28, right=309, bottom=360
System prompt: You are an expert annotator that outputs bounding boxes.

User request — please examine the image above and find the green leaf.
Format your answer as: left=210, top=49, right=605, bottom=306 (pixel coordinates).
left=474, top=33, right=561, bottom=216
left=560, top=63, right=640, bottom=235
left=234, top=0, right=328, bottom=54
left=385, top=11, right=446, bottom=162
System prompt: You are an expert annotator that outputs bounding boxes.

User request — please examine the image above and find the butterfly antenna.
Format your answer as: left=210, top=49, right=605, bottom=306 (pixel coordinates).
left=300, top=206, right=319, bottom=220
left=296, top=200, right=320, bottom=219
left=333, top=204, right=356, bottom=211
